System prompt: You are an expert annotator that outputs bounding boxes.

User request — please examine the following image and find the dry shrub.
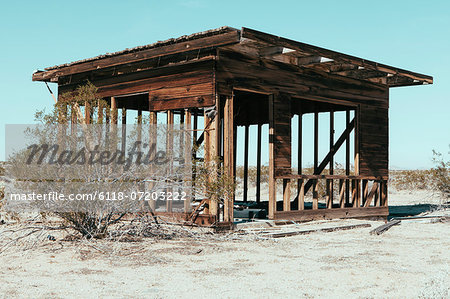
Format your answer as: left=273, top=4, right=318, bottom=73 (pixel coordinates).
left=391, top=148, right=449, bottom=198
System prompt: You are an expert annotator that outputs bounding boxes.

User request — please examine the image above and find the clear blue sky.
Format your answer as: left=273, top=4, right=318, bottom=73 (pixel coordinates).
left=1, top=0, right=448, bottom=169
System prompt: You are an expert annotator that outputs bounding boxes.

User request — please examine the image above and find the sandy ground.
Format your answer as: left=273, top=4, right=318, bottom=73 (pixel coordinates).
left=0, top=190, right=449, bottom=298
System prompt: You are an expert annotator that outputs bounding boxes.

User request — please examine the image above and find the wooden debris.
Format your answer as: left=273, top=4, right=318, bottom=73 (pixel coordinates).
left=263, top=223, right=371, bottom=238
left=370, top=220, right=401, bottom=235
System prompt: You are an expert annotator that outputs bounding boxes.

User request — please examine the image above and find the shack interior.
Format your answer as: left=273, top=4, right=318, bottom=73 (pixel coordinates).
left=32, top=27, right=433, bottom=226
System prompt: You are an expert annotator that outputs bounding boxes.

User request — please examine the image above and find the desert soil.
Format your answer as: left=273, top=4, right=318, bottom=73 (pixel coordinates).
left=0, top=190, right=448, bottom=298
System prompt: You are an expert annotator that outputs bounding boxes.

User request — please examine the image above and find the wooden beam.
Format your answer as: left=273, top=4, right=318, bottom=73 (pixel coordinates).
left=33, top=30, right=241, bottom=81
left=216, top=49, right=389, bottom=108
left=241, top=27, right=433, bottom=85
left=370, top=220, right=400, bottom=235
left=274, top=206, right=389, bottom=221
left=264, top=223, right=371, bottom=238
left=364, top=181, right=379, bottom=207
left=278, top=174, right=386, bottom=180
left=362, top=180, right=369, bottom=206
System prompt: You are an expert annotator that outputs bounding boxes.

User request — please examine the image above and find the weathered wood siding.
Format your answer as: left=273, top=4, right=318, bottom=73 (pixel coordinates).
left=271, top=92, right=292, bottom=176
left=358, top=94, right=389, bottom=178
left=58, top=59, right=216, bottom=111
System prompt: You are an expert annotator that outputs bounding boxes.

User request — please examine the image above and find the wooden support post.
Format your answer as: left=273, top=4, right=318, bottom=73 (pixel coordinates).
left=204, top=112, right=211, bottom=161
left=137, top=110, right=142, bottom=124
left=329, top=109, right=334, bottom=174
left=233, top=122, right=237, bottom=199
left=166, top=110, right=174, bottom=213
left=193, top=109, right=198, bottom=156
left=105, top=100, right=110, bottom=124
left=339, top=179, right=345, bottom=208
left=297, top=112, right=302, bottom=196
left=256, top=122, right=262, bottom=203
left=328, top=109, right=334, bottom=209
left=313, top=180, right=319, bottom=210
left=381, top=180, right=388, bottom=207
left=121, top=108, right=127, bottom=153
left=148, top=110, right=157, bottom=212
left=352, top=179, right=361, bottom=208
left=352, top=179, right=356, bottom=207
left=243, top=124, right=249, bottom=202
left=85, top=101, right=91, bottom=124
left=184, top=109, right=192, bottom=213
left=354, top=108, right=360, bottom=207
left=298, top=179, right=304, bottom=210
left=268, top=94, right=276, bottom=218
left=354, top=108, right=359, bottom=175
left=137, top=109, right=142, bottom=152
left=362, top=180, right=369, bottom=206
left=212, top=99, right=220, bottom=217
left=71, top=104, right=77, bottom=134
left=205, top=101, right=220, bottom=218
left=111, top=97, right=118, bottom=125
left=223, top=96, right=234, bottom=222
left=283, top=179, right=291, bottom=211
left=374, top=181, right=380, bottom=206
left=345, top=109, right=350, bottom=206
left=314, top=109, right=319, bottom=173
left=203, top=110, right=211, bottom=214
left=326, top=179, right=333, bottom=209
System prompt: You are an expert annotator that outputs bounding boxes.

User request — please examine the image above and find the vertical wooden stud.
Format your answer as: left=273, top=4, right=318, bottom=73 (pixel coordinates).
left=243, top=124, right=249, bottom=202
left=268, top=94, right=276, bottom=218
left=283, top=179, right=291, bottom=211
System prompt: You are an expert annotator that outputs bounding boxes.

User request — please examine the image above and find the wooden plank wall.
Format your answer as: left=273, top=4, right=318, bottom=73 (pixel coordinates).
left=272, top=92, right=292, bottom=177
left=216, top=49, right=387, bottom=106
left=358, top=96, right=389, bottom=178
left=58, top=59, right=216, bottom=111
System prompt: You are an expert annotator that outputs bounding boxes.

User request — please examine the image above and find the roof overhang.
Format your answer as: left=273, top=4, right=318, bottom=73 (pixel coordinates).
left=32, top=26, right=433, bottom=88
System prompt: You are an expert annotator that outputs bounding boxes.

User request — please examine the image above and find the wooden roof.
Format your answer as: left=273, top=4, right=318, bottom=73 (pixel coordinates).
left=33, top=27, right=432, bottom=88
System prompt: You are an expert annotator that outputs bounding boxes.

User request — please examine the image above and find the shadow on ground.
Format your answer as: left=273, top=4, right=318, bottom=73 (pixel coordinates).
left=388, top=204, right=448, bottom=219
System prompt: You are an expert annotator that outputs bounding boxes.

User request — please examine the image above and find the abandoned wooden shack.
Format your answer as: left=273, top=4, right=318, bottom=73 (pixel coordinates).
left=32, top=27, right=433, bottom=226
